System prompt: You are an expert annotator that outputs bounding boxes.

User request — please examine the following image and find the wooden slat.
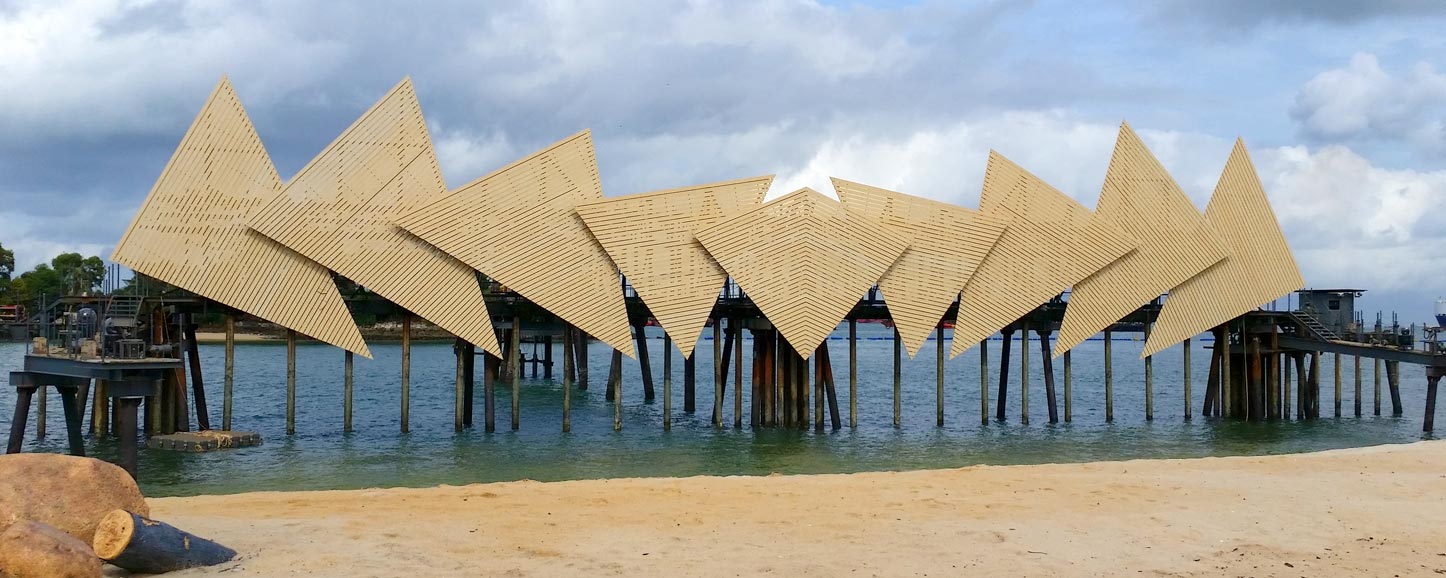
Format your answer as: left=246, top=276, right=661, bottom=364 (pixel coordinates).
left=833, top=178, right=1008, bottom=358
left=575, top=176, right=773, bottom=359
left=1144, top=139, right=1304, bottom=356
left=950, top=152, right=1136, bottom=359
left=1055, top=122, right=1229, bottom=356
left=396, top=130, right=634, bottom=357
left=111, top=77, right=370, bottom=358
left=696, top=188, right=908, bottom=359
left=247, top=78, right=502, bottom=357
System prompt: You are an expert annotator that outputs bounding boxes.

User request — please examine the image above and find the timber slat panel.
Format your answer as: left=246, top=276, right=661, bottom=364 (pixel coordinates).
left=397, top=130, right=635, bottom=358
left=247, top=78, right=502, bottom=357
left=1143, top=139, right=1304, bottom=357
left=576, top=176, right=773, bottom=358
left=834, top=178, right=1008, bottom=358
left=1055, top=122, right=1229, bottom=357
left=696, top=188, right=908, bottom=359
left=950, top=152, right=1136, bottom=359
left=111, top=77, right=370, bottom=358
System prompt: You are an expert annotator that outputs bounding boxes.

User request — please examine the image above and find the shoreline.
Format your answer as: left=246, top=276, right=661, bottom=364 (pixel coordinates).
left=147, top=441, right=1446, bottom=576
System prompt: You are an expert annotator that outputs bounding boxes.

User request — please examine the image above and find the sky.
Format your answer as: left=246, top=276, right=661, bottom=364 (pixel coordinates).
left=1, top=0, right=1444, bottom=322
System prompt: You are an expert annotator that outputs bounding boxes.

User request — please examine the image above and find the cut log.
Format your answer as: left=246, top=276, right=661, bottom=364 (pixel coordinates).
left=92, top=510, right=235, bottom=574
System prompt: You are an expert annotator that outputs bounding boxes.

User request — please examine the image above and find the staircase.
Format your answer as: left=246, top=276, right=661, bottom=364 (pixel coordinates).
left=106, top=294, right=145, bottom=329
left=1291, top=310, right=1341, bottom=342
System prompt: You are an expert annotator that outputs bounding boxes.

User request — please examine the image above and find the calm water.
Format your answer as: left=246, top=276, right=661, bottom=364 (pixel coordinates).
left=1, top=324, right=1436, bottom=497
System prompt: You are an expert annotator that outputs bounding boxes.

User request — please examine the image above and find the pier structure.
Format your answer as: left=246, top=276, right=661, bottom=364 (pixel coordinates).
left=10, top=75, right=1446, bottom=478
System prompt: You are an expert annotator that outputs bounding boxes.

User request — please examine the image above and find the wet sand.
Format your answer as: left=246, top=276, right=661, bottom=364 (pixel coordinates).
left=143, top=441, right=1446, bottom=577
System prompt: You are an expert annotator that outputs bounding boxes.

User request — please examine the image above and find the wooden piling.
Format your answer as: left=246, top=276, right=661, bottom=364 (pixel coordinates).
left=1387, top=360, right=1403, bottom=416
left=1221, top=325, right=1231, bottom=418
left=1183, top=338, right=1192, bottom=421
left=661, top=332, right=670, bottom=432
left=1354, top=354, right=1362, bottom=417
left=563, top=326, right=577, bottom=386
left=1250, top=337, right=1264, bottom=421
left=1143, top=322, right=1153, bottom=421
left=1103, top=329, right=1113, bottom=423
left=93, top=380, right=109, bottom=438
left=1334, top=352, right=1342, bottom=417
left=997, top=327, right=1012, bottom=421
left=734, top=317, right=743, bottom=428
left=849, top=319, right=858, bottom=428
left=750, top=332, right=761, bottom=428
left=1424, top=374, right=1439, bottom=432
left=543, top=335, right=553, bottom=380
left=635, top=322, right=654, bottom=401
left=980, top=338, right=989, bottom=425
left=223, top=314, right=234, bottom=431
left=1283, top=351, right=1292, bottom=420
left=463, top=342, right=475, bottom=427
left=712, top=321, right=722, bottom=428
left=814, top=344, right=825, bottom=431
left=683, top=354, right=696, bottom=413
left=1039, top=329, right=1057, bottom=424
left=182, top=318, right=210, bottom=431
left=1020, top=321, right=1030, bottom=425
left=484, top=352, right=498, bottom=433
left=562, top=328, right=574, bottom=431
left=1063, top=349, right=1072, bottom=423
left=936, top=325, right=945, bottom=427
left=1203, top=336, right=1219, bottom=417
left=454, top=338, right=465, bottom=432
left=1373, top=358, right=1382, bottom=416
left=510, top=316, right=521, bottom=431
left=611, top=349, right=623, bottom=431
left=822, top=341, right=841, bottom=430
left=286, top=329, right=296, bottom=435
left=893, top=327, right=902, bottom=428
left=343, top=350, right=354, bottom=433
left=401, top=316, right=411, bottom=433
left=575, top=330, right=590, bottom=390
left=116, top=398, right=141, bottom=479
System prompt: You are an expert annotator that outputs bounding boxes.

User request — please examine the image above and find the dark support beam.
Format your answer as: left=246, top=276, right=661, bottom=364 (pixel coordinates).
left=1019, top=320, right=1030, bottom=425
left=683, top=354, right=696, bottom=413
left=454, top=338, right=465, bottom=432
left=1204, top=335, right=1220, bottom=418
left=7, top=387, right=33, bottom=454
left=1425, top=375, right=1439, bottom=433
left=223, top=314, right=234, bottom=431
left=734, top=317, right=743, bottom=429
left=712, top=321, right=722, bottom=427
left=663, top=332, right=672, bottom=431
left=611, top=349, right=623, bottom=431
left=936, top=325, right=945, bottom=427
left=563, top=327, right=573, bottom=433
left=979, top=338, right=989, bottom=426
left=286, top=329, right=297, bottom=435
left=1183, top=338, right=1192, bottom=421
left=575, top=330, right=590, bottom=390
left=116, top=398, right=142, bottom=479
left=484, top=352, right=498, bottom=433
left=634, top=322, right=654, bottom=401
left=1039, top=329, right=1057, bottom=424
left=822, top=341, right=840, bottom=430
left=401, top=316, right=411, bottom=433
left=183, top=319, right=210, bottom=431
left=849, top=320, right=858, bottom=428
left=1063, top=349, right=1072, bottom=423
left=343, top=350, right=354, bottom=433
left=1143, top=322, right=1153, bottom=422
left=59, top=386, right=85, bottom=457
left=893, top=327, right=902, bottom=428
left=510, top=316, right=521, bottom=431
left=1104, top=329, right=1114, bottom=423
left=997, top=328, right=1013, bottom=421
left=543, top=335, right=554, bottom=380
left=1387, top=360, right=1403, bottom=416
left=463, top=342, right=475, bottom=427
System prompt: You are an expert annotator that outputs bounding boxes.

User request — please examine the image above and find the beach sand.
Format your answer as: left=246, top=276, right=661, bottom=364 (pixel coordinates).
left=143, top=441, right=1446, bottom=577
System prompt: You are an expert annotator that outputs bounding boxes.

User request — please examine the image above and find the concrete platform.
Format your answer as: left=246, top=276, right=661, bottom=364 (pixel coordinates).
left=146, top=431, right=262, bottom=452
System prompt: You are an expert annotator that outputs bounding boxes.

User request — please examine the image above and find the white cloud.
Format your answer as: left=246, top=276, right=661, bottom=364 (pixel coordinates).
left=1292, top=53, right=1446, bottom=156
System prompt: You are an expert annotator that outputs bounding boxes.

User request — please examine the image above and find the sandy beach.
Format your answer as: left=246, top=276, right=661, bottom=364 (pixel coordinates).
left=138, top=441, right=1446, bottom=577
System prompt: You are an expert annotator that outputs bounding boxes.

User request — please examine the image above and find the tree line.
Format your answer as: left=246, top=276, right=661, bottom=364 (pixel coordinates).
left=0, top=241, right=106, bottom=307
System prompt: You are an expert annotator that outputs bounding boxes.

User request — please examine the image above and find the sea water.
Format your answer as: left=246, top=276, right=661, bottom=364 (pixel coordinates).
left=0, top=324, right=1435, bottom=497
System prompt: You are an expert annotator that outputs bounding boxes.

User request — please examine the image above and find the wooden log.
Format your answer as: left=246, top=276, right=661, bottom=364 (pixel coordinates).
left=635, top=322, right=654, bottom=401
left=821, top=341, right=841, bottom=430
left=1143, top=322, right=1153, bottom=421
left=893, top=327, right=902, bottom=428
left=997, top=327, right=1012, bottom=421
left=734, top=317, right=743, bottom=429
left=683, top=354, right=696, bottom=413
left=484, top=352, right=499, bottom=433
left=1334, top=352, right=1342, bottom=418
left=93, top=510, right=235, bottom=574
left=1374, top=358, right=1382, bottom=416
left=662, top=332, right=671, bottom=432
left=1039, top=329, right=1057, bottom=424
left=184, top=320, right=210, bottom=431
left=286, top=329, right=296, bottom=435
left=848, top=320, right=858, bottom=428
left=1388, top=360, right=1403, bottom=416
left=510, top=316, right=521, bottom=431
left=1063, top=349, right=1072, bottom=422
left=1183, top=337, right=1192, bottom=421
left=936, top=325, right=945, bottom=427
left=401, top=317, right=412, bottom=433
left=1103, top=329, right=1113, bottom=422
left=563, top=327, right=574, bottom=433
left=37, top=385, right=47, bottom=439
left=611, top=349, right=623, bottom=431
left=343, top=350, right=354, bottom=433
left=7, top=386, right=33, bottom=454
left=979, top=338, right=989, bottom=425
left=94, top=379, right=110, bottom=438
left=1424, top=375, right=1439, bottom=433
left=1019, top=320, right=1030, bottom=425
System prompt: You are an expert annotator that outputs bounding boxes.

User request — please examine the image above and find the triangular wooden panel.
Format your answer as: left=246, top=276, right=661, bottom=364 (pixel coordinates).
left=1143, top=140, right=1304, bottom=357
left=111, top=77, right=370, bottom=358
left=1054, top=122, right=1229, bottom=357
left=950, top=152, right=1136, bottom=359
left=833, top=178, right=1009, bottom=358
left=396, top=130, right=634, bottom=358
left=247, top=78, right=502, bottom=357
left=575, top=176, right=773, bottom=359
left=696, top=188, right=909, bottom=359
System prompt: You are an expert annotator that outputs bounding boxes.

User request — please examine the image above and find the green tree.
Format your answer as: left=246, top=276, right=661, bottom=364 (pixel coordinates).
left=49, top=252, right=105, bottom=294
left=11, top=264, right=63, bottom=305
left=0, top=242, right=13, bottom=302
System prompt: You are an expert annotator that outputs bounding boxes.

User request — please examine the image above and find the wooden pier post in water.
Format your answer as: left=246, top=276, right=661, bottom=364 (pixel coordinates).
left=1039, top=328, right=1057, bottom=424
left=510, top=316, right=521, bottom=431
left=285, top=329, right=297, bottom=435
left=893, top=327, right=902, bottom=428
left=1219, top=325, right=1230, bottom=418
left=734, top=318, right=743, bottom=428
left=562, top=328, right=573, bottom=433
left=814, top=343, right=825, bottom=431
left=997, top=327, right=1013, bottom=421
left=1103, top=329, right=1113, bottom=423
left=849, top=320, right=858, bottom=428
left=1183, top=338, right=1192, bottom=421
left=936, top=325, right=945, bottom=427
left=611, top=349, right=623, bottom=431
left=683, top=354, right=696, bottom=413
left=1283, top=351, right=1292, bottom=420
left=463, top=342, right=475, bottom=427
left=343, top=350, right=354, bottom=433
left=661, top=333, right=670, bottom=431
left=1333, top=353, right=1341, bottom=417
left=1424, top=374, right=1439, bottom=432
left=223, top=314, right=235, bottom=431
left=575, top=330, right=590, bottom=390
left=634, top=322, right=654, bottom=401
left=1204, top=336, right=1219, bottom=417
left=1251, top=337, right=1264, bottom=421
left=1387, top=360, right=1403, bottom=416
left=822, top=341, right=841, bottom=429
left=750, top=332, right=761, bottom=428
left=401, top=316, right=411, bottom=433
left=1143, top=322, right=1153, bottom=421
left=1354, top=354, right=1362, bottom=417
left=454, top=338, right=465, bottom=432
left=1063, top=349, right=1072, bottom=422
left=980, top=339, right=989, bottom=426
left=1373, top=358, right=1382, bottom=416
left=712, top=321, right=722, bottom=428
left=93, top=380, right=109, bottom=438
left=484, top=353, right=498, bottom=433
left=1019, top=321, right=1030, bottom=425
left=183, top=316, right=210, bottom=431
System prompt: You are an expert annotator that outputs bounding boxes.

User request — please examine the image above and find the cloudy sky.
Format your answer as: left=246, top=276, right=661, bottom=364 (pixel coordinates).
left=2, top=0, right=1444, bottom=321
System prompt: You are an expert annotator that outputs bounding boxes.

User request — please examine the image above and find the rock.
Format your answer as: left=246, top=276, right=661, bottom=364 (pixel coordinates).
left=0, top=520, right=102, bottom=578
left=0, top=454, right=148, bottom=543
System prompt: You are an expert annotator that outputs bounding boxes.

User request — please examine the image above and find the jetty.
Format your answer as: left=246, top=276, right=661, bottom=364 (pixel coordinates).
left=7, top=76, right=1444, bottom=478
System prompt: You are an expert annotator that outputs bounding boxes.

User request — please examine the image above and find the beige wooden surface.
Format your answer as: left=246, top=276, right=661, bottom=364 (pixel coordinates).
left=696, top=188, right=908, bottom=359
left=111, top=77, right=370, bottom=358
left=397, top=130, right=635, bottom=358
left=951, top=152, right=1136, bottom=359
left=1054, top=123, right=1229, bottom=357
left=576, top=176, right=773, bottom=359
left=833, top=178, right=1008, bottom=359
left=247, top=78, right=502, bottom=357
left=1143, top=140, right=1304, bottom=357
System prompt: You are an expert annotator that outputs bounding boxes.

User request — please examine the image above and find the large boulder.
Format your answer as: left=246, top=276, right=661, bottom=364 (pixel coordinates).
left=0, top=520, right=102, bottom=578
left=0, top=454, right=148, bottom=543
